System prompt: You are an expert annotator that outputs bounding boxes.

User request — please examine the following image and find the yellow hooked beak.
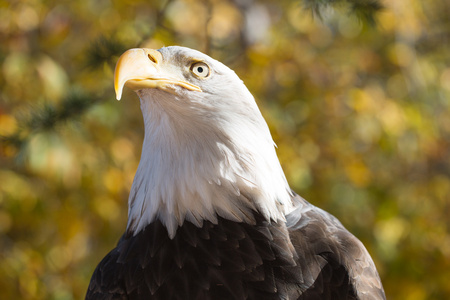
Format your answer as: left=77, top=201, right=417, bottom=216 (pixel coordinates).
left=114, top=48, right=202, bottom=100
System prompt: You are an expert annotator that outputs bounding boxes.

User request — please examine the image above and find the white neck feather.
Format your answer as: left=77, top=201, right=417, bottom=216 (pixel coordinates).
left=127, top=89, right=292, bottom=237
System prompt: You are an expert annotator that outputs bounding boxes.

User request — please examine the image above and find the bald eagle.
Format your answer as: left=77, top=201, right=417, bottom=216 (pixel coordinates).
left=86, top=46, right=385, bottom=300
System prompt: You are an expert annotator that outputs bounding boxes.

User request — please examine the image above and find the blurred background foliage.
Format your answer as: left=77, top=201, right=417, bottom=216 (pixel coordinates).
left=0, top=0, right=449, bottom=299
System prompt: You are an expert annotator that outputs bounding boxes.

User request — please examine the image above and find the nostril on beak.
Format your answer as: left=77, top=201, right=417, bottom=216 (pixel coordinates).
left=143, top=49, right=162, bottom=65
left=148, top=54, right=157, bottom=64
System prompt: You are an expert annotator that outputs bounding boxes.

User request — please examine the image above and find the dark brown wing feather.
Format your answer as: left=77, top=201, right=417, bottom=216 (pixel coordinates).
left=86, top=194, right=385, bottom=300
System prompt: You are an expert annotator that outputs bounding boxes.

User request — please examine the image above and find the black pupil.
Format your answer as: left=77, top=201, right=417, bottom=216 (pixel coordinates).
left=197, top=66, right=204, bottom=73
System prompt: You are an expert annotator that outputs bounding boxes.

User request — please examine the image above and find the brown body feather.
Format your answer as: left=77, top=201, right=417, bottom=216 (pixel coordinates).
left=86, top=193, right=385, bottom=300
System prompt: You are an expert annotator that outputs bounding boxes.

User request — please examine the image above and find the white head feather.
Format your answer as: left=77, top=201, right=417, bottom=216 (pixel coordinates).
left=122, top=46, right=292, bottom=237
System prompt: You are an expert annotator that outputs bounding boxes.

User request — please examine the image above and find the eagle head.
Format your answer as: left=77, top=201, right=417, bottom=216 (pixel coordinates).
left=114, top=46, right=292, bottom=237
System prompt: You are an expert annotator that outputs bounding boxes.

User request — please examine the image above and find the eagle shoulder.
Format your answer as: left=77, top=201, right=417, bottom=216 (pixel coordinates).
left=287, top=193, right=386, bottom=300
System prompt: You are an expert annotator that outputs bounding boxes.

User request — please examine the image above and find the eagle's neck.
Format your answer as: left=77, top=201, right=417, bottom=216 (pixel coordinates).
left=128, top=91, right=292, bottom=237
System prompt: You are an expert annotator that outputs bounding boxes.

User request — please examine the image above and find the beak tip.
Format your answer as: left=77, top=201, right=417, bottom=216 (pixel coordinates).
left=115, top=89, right=122, bottom=101
left=114, top=81, right=123, bottom=100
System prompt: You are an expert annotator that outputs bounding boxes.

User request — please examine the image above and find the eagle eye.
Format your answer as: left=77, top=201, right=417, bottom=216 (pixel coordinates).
left=190, top=62, right=210, bottom=78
